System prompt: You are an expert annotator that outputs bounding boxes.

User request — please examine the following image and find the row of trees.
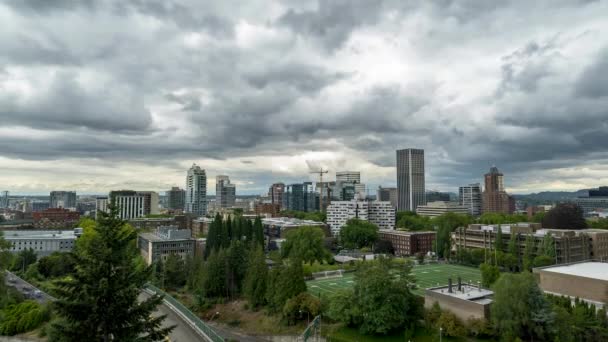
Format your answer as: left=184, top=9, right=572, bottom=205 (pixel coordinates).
left=204, top=213, right=264, bottom=257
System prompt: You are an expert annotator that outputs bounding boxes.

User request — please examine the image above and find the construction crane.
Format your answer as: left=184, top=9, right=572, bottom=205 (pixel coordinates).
left=310, top=168, right=329, bottom=211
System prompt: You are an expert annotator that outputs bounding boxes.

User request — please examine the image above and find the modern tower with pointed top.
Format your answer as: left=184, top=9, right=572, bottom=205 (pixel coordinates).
left=397, top=148, right=426, bottom=212
left=185, top=164, right=207, bottom=216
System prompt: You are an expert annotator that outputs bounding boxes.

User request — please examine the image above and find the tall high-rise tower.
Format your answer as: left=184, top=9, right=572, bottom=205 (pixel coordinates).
left=216, top=175, right=236, bottom=208
left=1, top=191, right=8, bottom=208
left=269, top=183, right=285, bottom=209
left=50, top=191, right=77, bottom=209
left=396, top=148, right=426, bottom=212
left=459, top=183, right=482, bottom=216
left=185, top=164, right=207, bottom=216
left=482, top=166, right=513, bottom=214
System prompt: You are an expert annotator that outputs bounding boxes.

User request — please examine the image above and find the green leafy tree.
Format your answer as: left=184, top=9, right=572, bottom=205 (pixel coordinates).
left=281, top=226, right=329, bottom=264
left=523, top=234, right=535, bottom=271
left=243, top=246, right=268, bottom=308
left=480, top=263, right=500, bottom=288
left=327, top=258, right=421, bottom=335
left=491, top=272, right=554, bottom=341
left=282, top=292, right=321, bottom=325
left=495, top=226, right=504, bottom=251
left=11, top=248, right=37, bottom=273
left=266, top=260, right=307, bottom=313
left=396, top=211, right=432, bottom=231
left=542, top=203, right=587, bottom=229
left=433, top=213, right=471, bottom=259
left=339, top=218, right=378, bottom=249
left=50, top=208, right=173, bottom=341
left=0, top=300, right=51, bottom=336
left=508, top=233, right=519, bottom=266
left=436, top=310, right=467, bottom=337
left=37, top=252, right=76, bottom=279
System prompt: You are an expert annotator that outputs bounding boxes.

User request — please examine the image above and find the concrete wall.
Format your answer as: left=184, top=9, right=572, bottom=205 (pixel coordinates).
left=535, top=270, right=608, bottom=303
left=424, top=290, right=490, bottom=321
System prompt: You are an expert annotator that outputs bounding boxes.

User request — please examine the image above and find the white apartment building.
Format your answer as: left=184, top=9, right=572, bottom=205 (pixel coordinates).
left=186, top=164, right=207, bottom=216
left=95, top=196, right=108, bottom=218
left=326, top=200, right=395, bottom=236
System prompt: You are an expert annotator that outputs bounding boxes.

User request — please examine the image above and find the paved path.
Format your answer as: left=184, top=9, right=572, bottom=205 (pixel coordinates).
left=139, top=292, right=206, bottom=342
left=4, top=270, right=54, bottom=304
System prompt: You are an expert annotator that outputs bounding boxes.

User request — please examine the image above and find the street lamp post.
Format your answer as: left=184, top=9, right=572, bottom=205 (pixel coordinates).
left=439, top=327, right=443, bottom=342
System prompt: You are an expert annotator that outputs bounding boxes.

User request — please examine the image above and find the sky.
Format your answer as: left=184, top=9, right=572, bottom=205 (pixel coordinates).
left=1, top=0, right=608, bottom=196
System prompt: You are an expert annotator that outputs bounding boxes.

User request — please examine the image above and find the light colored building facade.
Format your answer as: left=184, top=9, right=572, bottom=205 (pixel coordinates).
left=95, top=196, right=108, bottom=218
left=4, top=228, right=82, bottom=256
left=138, top=227, right=195, bottom=265
left=425, top=283, right=493, bottom=321
left=416, top=201, right=470, bottom=218
left=185, top=164, right=207, bottom=216
left=50, top=191, right=77, bottom=209
left=108, top=190, right=159, bottom=220
left=336, top=171, right=361, bottom=183
left=216, top=175, right=236, bottom=208
left=326, top=200, right=395, bottom=236
left=534, top=262, right=608, bottom=306
left=459, top=183, right=482, bottom=216
left=262, top=217, right=330, bottom=238
left=397, top=148, right=426, bottom=212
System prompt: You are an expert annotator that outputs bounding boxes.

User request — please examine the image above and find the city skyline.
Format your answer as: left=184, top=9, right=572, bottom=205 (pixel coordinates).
left=1, top=2, right=608, bottom=194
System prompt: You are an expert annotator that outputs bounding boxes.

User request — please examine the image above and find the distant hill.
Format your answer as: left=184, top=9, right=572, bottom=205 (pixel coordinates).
left=513, top=189, right=590, bottom=204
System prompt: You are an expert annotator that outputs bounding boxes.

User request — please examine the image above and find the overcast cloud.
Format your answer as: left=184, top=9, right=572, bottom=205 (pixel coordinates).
left=1, top=0, right=608, bottom=195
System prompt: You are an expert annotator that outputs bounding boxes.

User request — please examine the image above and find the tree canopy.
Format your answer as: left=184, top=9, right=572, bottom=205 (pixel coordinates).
left=542, top=203, right=587, bottom=229
left=281, top=226, right=330, bottom=264
left=339, top=218, right=378, bottom=249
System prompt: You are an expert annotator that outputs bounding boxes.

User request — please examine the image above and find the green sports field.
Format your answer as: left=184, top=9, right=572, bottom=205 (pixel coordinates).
left=307, top=263, right=482, bottom=298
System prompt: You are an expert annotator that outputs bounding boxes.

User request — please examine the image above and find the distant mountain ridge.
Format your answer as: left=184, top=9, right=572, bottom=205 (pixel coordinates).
left=513, top=189, right=590, bottom=203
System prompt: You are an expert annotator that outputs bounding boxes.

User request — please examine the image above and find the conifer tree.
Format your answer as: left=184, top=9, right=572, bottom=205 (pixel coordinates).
left=253, top=216, right=265, bottom=247
left=50, top=208, right=173, bottom=341
left=244, top=246, right=268, bottom=308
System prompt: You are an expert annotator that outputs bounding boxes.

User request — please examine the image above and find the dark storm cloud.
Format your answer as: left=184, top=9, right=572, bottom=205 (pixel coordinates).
left=244, top=62, right=349, bottom=93
left=4, top=0, right=97, bottom=13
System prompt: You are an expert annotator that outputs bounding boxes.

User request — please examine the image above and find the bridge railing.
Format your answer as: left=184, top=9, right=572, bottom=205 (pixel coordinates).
left=144, top=283, right=225, bottom=342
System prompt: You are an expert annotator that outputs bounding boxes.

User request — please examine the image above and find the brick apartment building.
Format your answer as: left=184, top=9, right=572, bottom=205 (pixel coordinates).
left=254, top=203, right=281, bottom=217
left=378, top=229, right=436, bottom=256
left=33, top=208, right=80, bottom=229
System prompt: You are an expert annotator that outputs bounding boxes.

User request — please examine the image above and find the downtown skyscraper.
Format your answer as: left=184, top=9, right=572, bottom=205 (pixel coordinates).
left=396, top=148, right=426, bottom=212
left=216, top=175, right=236, bottom=208
left=185, top=164, right=207, bottom=216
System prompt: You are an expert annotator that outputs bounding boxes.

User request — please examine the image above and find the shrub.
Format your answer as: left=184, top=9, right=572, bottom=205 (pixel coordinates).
left=0, top=301, right=51, bottom=336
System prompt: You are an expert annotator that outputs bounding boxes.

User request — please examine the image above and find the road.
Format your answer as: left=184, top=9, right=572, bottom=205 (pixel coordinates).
left=139, top=292, right=206, bottom=342
left=4, top=270, right=54, bottom=304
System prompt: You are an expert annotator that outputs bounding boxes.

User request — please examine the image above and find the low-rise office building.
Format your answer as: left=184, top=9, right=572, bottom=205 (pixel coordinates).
left=262, top=217, right=329, bottom=238
left=33, top=208, right=80, bottom=229
left=416, top=201, right=470, bottom=218
left=452, top=223, right=608, bottom=264
left=425, top=280, right=493, bottom=321
left=4, top=228, right=82, bottom=256
left=378, top=230, right=436, bottom=256
left=534, top=262, right=608, bottom=307
left=192, top=217, right=213, bottom=237
left=138, top=227, right=195, bottom=265
left=254, top=203, right=281, bottom=217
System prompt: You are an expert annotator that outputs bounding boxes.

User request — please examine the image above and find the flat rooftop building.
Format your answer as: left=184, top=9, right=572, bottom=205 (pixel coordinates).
left=138, top=227, right=195, bottom=265
left=378, top=229, right=435, bottom=256
left=416, top=201, right=469, bottom=218
left=4, top=228, right=82, bottom=256
left=262, top=217, right=329, bottom=238
left=425, top=279, right=493, bottom=321
left=534, top=261, right=608, bottom=307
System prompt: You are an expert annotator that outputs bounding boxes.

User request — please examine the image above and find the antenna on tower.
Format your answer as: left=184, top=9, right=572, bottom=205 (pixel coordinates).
left=310, top=168, right=329, bottom=212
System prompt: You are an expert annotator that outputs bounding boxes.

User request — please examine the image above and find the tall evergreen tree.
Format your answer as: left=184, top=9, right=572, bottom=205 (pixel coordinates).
left=50, top=208, right=173, bottom=341
left=226, top=241, right=247, bottom=299
left=253, top=216, right=264, bottom=247
left=495, top=226, right=504, bottom=251
left=225, top=216, right=233, bottom=243
left=203, top=249, right=227, bottom=298
left=243, top=246, right=268, bottom=308
left=523, top=234, right=535, bottom=271
left=244, top=219, right=254, bottom=242
left=267, top=259, right=306, bottom=313
left=233, top=217, right=242, bottom=242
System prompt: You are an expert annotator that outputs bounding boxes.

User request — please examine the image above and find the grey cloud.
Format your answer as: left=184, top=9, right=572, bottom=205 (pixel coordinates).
left=244, top=62, right=349, bottom=93
left=0, top=72, right=153, bottom=132
left=575, top=48, right=608, bottom=98
left=3, top=0, right=97, bottom=13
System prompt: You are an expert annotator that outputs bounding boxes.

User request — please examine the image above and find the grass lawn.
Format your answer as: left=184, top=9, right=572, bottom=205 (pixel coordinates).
left=307, top=263, right=482, bottom=298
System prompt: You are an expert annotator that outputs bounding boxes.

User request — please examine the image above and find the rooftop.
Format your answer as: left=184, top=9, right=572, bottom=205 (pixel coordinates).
left=379, top=229, right=435, bottom=235
left=428, top=283, right=494, bottom=301
left=537, top=262, right=608, bottom=281
left=262, top=217, right=325, bottom=227
left=3, top=230, right=77, bottom=240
